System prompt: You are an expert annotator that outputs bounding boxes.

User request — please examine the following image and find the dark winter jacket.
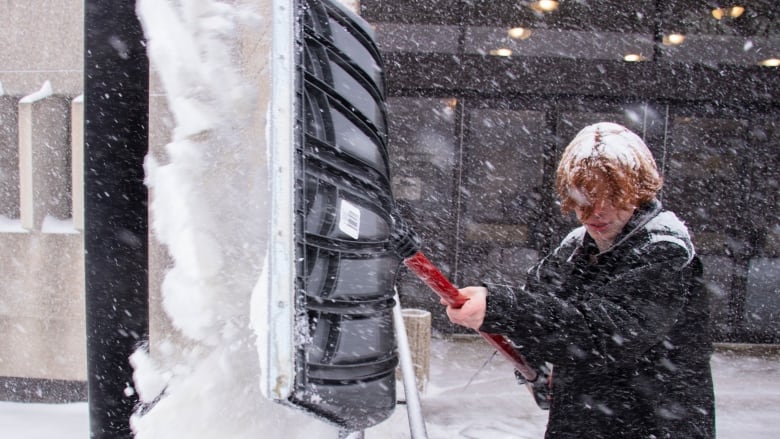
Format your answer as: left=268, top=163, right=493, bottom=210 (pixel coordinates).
left=480, top=200, right=715, bottom=439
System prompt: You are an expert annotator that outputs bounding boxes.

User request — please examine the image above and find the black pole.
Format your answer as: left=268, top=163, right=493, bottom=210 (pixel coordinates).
left=84, top=1, right=149, bottom=438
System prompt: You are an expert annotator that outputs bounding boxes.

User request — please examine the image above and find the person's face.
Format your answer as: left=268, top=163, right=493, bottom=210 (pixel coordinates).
left=574, top=197, right=634, bottom=249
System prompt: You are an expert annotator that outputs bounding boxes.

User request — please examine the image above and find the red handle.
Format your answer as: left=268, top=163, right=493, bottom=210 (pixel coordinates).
left=402, top=251, right=538, bottom=382
left=404, top=252, right=466, bottom=308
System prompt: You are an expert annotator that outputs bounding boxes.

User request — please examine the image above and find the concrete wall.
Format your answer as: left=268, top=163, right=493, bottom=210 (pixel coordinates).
left=1, top=0, right=86, bottom=386
left=0, top=0, right=84, bottom=96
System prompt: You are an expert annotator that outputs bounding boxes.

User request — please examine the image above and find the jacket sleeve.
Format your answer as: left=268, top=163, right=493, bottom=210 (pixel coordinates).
left=480, top=242, right=692, bottom=369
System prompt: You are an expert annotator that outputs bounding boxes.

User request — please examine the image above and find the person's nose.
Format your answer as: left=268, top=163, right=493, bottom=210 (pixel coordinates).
left=591, top=200, right=607, bottom=218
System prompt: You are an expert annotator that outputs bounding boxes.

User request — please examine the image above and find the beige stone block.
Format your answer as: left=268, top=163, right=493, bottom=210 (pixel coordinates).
left=0, top=0, right=84, bottom=95
left=0, top=232, right=85, bottom=381
left=0, top=233, right=84, bottom=320
left=0, top=315, right=86, bottom=381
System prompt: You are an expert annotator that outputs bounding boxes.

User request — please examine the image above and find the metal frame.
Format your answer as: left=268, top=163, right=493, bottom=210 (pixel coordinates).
left=257, top=0, right=297, bottom=401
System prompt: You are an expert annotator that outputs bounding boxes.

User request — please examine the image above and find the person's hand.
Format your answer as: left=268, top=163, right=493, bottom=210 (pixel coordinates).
left=443, top=286, right=488, bottom=330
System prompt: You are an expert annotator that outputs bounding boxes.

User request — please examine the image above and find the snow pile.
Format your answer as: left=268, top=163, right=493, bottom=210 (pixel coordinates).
left=130, top=1, right=335, bottom=437
left=19, top=80, right=53, bottom=104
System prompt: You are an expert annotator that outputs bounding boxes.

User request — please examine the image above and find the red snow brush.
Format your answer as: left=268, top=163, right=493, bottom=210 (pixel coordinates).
left=391, top=214, right=551, bottom=409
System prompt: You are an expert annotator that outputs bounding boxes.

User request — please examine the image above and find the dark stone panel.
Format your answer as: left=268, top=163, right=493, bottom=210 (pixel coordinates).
left=383, top=53, right=780, bottom=104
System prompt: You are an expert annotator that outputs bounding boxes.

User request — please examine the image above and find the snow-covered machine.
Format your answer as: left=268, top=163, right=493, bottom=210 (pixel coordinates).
left=260, top=0, right=400, bottom=430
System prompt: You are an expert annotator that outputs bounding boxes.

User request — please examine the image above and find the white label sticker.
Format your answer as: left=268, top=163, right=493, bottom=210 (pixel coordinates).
left=338, top=199, right=361, bottom=240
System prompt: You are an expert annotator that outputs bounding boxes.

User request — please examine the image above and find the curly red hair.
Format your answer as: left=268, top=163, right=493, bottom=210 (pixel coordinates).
left=556, top=122, right=663, bottom=216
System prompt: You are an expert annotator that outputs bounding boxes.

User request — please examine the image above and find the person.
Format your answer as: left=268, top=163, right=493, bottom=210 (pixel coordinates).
left=445, top=122, right=715, bottom=438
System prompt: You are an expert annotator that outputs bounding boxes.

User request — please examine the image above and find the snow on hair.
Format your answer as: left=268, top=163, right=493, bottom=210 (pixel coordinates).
left=556, top=122, right=662, bottom=214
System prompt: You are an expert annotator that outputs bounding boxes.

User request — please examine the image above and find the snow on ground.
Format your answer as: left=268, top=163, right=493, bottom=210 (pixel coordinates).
left=2, top=339, right=779, bottom=439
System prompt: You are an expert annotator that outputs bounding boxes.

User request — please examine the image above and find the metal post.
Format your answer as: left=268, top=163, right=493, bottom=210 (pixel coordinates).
left=84, top=1, right=150, bottom=437
left=393, top=292, right=429, bottom=439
